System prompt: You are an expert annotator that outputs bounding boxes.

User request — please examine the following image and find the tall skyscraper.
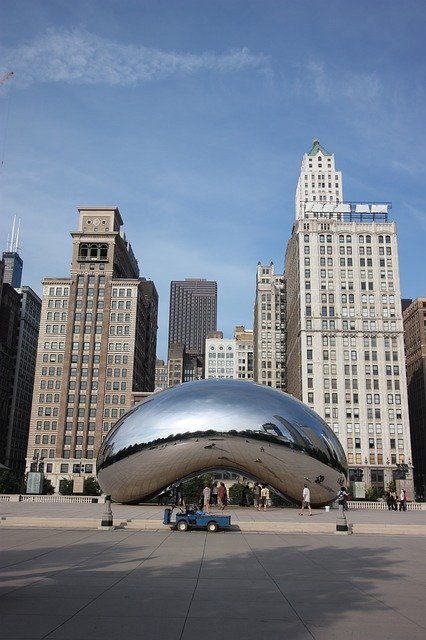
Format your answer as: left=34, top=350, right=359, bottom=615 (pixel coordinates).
left=5, top=286, right=41, bottom=475
left=168, top=277, right=217, bottom=371
left=3, top=216, right=23, bottom=288
left=403, top=298, right=426, bottom=497
left=1, top=229, right=41, bottom=476
left=253, top=262, right=286, bottom=390
left=26, top=207, right=158, bottom=491
left=284, top=140, right=413, bottom=495
left=0, top=267, right=21, bottom=469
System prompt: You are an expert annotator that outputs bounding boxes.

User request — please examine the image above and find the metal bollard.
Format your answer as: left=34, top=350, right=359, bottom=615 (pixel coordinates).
left=335, top=500, right=351, bottom=535
left=99, top=495, right=114, bottom=530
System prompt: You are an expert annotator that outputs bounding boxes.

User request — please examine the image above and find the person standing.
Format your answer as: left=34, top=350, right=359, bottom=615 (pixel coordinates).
left=299, top=484, right=312, bottom=516
left=259, top=484, right=270, bottom=511
left=241, top=483, right=251, bottom=507
left=253, top=483, right=261, bottom=509
left=399, top=488, right=407, bottom=512
left=211, top=482, right=218, bottom=506
left=337, top=487, right=349, bottom=511
left=202, top=484, right=211, bottom=513
left=217, top=482, right=227, bottom=510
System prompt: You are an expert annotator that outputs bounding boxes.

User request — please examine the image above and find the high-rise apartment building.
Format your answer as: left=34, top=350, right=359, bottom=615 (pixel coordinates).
left=284, top=140, right=413, bottom=494
left=403, top=298, right=426, bottom=497
left=253, top=262, right=286, bottom=390
left=168, top=278, right=217, bottom=357
left=26, top=207, right=158, bottom=491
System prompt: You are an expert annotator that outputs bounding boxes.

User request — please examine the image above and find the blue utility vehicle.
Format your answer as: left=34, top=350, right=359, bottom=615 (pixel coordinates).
left=163, top=507, right=231, bottom=532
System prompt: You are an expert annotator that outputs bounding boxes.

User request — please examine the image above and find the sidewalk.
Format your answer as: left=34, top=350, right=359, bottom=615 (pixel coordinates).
left=1, top=523, right=426, bottom=639
left=2, top=501, right=426, bottom=535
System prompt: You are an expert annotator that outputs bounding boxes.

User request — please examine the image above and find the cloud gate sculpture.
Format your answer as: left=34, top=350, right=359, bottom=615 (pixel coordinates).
left=97, top=379, right=347, bottom=506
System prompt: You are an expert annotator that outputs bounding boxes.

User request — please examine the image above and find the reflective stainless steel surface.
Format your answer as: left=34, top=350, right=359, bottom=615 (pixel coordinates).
left=97, top=379, right=347, bottom=506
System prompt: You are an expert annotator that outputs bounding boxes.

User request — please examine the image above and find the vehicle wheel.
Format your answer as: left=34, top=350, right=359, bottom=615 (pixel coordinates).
left=207, top=521, right=218, bottom=533
left=176, top=520, right=188, bottom=532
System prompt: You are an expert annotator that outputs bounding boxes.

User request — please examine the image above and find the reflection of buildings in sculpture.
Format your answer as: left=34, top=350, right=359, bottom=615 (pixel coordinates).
left=253, top=262, right=286, bottom=390
left=26, top=206, right=158, bottom=491
left=403, top=298, right=426, bottom=496
left=284, top=139, right=413, bottom=496
left=205, top=326, right=253, bottom=381
left=97, top=379, right=347, bottom=506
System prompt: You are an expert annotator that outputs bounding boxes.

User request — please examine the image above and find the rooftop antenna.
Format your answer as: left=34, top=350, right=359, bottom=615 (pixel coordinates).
left=7, top=215, right=21, bottom=252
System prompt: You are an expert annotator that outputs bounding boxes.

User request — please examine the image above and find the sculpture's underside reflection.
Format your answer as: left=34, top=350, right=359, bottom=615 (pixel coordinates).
left=97, top=380, right=347, bottom=506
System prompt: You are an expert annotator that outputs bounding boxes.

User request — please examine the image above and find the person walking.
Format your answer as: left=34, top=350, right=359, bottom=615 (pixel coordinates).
left=259, top=484, right=270, bottom=511
left=299, top=484, right=312, bottom=516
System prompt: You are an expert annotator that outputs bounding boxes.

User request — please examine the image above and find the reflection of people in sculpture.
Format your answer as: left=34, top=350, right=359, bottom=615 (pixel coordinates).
left=202, top=484, right=211, bottom=512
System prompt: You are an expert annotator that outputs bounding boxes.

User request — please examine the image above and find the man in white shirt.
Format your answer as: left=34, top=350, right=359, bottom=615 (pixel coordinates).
left=299, top=484, right=312, bottom=516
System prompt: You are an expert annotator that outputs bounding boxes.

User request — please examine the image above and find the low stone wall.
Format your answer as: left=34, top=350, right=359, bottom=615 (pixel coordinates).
left=0, top=494, right=103, bottom=504
left=347, top=500, right=425, bottom=510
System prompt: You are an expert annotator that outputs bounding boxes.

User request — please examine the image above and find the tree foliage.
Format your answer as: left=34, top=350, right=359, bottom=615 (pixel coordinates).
left=83, top=477, right=102, bottom=496
left=0, top=470, right=24, bottom=494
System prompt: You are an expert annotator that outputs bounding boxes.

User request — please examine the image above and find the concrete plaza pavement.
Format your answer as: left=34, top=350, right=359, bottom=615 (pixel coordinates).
left=2, top=523, right=426, bottom=640
left=2, top=500, right=426, bottom=535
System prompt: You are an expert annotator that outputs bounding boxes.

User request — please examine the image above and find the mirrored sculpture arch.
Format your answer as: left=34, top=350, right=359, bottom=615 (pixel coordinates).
left=97, top=379, right=347, bottom=506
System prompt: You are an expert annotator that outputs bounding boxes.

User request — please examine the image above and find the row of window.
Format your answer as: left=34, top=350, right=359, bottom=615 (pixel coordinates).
left=304, top=234, right=392, bottom=244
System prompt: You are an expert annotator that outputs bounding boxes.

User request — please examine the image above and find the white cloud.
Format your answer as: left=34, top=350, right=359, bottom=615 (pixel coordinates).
left=1, top=28, right=269, bottom=87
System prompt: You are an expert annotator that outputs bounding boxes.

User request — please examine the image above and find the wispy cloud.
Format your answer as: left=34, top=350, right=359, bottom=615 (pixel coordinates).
left=297, top=59, right=382, bottom=107
left=1, top=27, right=269, bottom=87
left=402, top=202, right=426, bottom=230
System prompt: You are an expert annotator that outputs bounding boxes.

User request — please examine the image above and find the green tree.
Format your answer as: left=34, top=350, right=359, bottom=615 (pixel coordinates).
left=59, top=479, right=73, bottom=495
left=83, top=476, right=101, bottom=496
left=0, top=470, right=24, bottom=494
left=229, top=482, right=253, bottom=505
left=365, top=485, right=384, bottom=501
left=181, top=473, right=214, bottom=506
left=42, top=478, right=55, bottom=495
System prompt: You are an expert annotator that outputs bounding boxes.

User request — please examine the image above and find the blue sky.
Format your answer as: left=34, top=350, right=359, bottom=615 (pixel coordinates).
left=1, top=0, right=425, bottom=360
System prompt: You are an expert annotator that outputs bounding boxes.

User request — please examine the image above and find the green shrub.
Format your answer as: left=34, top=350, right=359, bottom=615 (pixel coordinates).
left=365, top=486, right=384, bottom=501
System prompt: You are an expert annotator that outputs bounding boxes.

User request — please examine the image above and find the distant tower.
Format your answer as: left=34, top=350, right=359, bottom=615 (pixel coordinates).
left=168, top=279, right=217, bottom=355
left=2, top=216, right=23, bottom=288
